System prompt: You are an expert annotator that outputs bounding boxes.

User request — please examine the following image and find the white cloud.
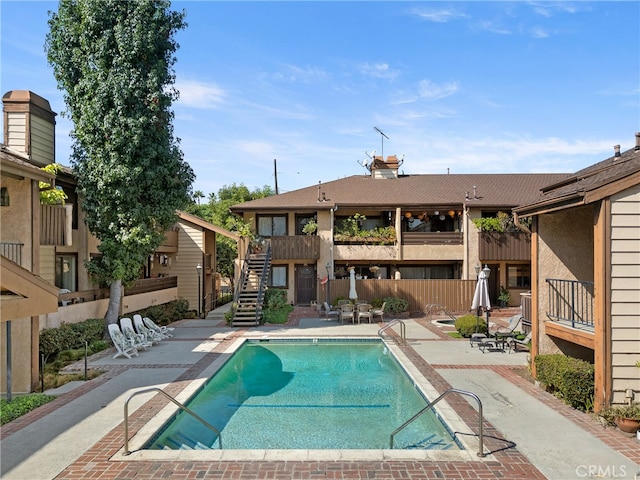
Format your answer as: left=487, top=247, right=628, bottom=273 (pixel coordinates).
left=266, top=64, right=328, bottom=83
left=418, top=80, right=459, bottom=100
left=530, top=26, right=550, bottom=39
left=175, top=80, right=225, bottom=109
left=409, top=7, right=467, bottom=23
left=357, top=62, right=399, bottom=80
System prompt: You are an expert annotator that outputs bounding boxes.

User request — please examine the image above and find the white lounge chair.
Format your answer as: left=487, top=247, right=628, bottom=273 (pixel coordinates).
left=323, top=301, right=340, bottom=321
left=143, top=316, right=173, bottom=338
left=133, top=314, right=163, bottom=343
left=108, top=323, right=139, bottom=359
left=120, top=317, right=152, bottom=350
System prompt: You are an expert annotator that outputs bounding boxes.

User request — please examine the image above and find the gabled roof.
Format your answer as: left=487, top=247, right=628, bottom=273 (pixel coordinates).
left=177, top=211, right=240, bottom=241
left=515, top=144, right=640, bottom=216
left=230, top=173, right=570, bottom=213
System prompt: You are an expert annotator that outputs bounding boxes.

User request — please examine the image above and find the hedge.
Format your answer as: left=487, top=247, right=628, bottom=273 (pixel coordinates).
left=455, top=314, right=487, bottom=337
left=39, top=318, right=105, bottom=357
left=534, top=354, right=594, bottom=411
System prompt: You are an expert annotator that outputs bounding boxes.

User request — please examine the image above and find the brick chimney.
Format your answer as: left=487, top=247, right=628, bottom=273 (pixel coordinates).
left=2, top=90, right=56, bottom=166
left=370, top=155, right=400, bottom=179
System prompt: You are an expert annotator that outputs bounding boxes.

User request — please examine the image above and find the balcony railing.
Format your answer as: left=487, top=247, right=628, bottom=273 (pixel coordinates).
left=41, top=204, right=67, bottom=245
left=59, top=276, right=178, bottom=305
left=546, top=278, right=594, bottom=330
left=402, top=231, right=463, bottom=245
left=478, top=232, right=530, bottom=261
left=270, top=235, right=320, bottom=260
left=1, top=242, right=23, bottom=265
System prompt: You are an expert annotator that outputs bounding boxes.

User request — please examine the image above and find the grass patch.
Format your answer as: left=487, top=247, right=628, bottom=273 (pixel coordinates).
left=1, top=394, right=57, bottom=425
left=447, top=331, right=463, bottom=338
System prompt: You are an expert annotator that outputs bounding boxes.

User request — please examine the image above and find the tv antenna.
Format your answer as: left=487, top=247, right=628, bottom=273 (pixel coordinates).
left=373, top=126, right=388, bottom=158
left=358, top=150, right=376, bottom=171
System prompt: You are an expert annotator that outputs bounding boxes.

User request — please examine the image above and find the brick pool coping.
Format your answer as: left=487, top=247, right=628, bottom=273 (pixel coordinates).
left=3, top=308, right=639, bottom=479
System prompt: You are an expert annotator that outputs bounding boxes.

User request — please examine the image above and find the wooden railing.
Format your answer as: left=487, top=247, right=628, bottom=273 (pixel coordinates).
left=0, top=242, right=23, bottom=265
left=271, top=235, right=320, bottom=260
left=325, top=278, right=476, bottom=313
left=41, top=204, right=66, bottom=245
left=402, top=231, right=463, bottom=245
left=478, top=232, right=530, bottom=261
left=58, top=276, right=178, bottom=305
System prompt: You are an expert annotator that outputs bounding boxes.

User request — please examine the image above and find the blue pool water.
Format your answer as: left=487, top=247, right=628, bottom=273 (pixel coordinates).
left=146, top=339, right=461, bottom=450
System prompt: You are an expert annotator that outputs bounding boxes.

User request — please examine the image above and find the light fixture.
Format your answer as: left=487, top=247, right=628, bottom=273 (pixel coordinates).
left=434, top=210, right=439, bottom=215
left=448, top=210, right=455, bottom=218
left=475, top=264, right=480, bottom=277
left=482, top=264, right=490, bottom=279
left=405, top=212, right=412, bottom=218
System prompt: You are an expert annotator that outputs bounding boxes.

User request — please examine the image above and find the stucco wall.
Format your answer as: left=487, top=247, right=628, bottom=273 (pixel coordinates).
left=0, top=318, right=34, bottom=394
left=0, top=176, right=34, bottom=269
left=536, top=205, right=594, bottom=355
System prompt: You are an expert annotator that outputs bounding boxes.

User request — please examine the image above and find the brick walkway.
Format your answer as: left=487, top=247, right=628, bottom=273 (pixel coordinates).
left=4, top=308, right=639, bottom=479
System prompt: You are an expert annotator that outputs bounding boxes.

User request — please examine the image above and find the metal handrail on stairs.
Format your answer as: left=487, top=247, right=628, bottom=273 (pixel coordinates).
left=123, top=387, right=222, bottom=455
left=425, top=303, right=457, bottom=322
left=390, top=387, right=485, bottom=457
left=378, top=319, right=406, bottom=345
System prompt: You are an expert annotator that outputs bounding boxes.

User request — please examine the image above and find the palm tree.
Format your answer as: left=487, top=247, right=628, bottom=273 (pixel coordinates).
left=193, top=190, right=205, bottom=205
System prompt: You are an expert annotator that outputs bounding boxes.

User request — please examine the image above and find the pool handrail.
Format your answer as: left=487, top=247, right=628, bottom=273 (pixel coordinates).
left=390, top=387, right=485, bottom=457
left=378, top=319, right=406, bottom=345
left=123, top=387, right=222, bottom=455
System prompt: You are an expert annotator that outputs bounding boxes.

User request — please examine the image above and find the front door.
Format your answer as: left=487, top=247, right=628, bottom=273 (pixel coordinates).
left=295, top=264, right=316, bottom=305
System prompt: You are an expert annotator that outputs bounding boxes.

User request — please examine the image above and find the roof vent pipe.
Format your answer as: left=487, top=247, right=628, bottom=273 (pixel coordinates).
left=614, top=145, right=621, bottom=157
left=635, top=132, right=640, bottom=151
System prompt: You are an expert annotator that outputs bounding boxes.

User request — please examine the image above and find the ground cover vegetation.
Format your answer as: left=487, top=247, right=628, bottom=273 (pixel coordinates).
left=46, top=0, right=194, bottom=325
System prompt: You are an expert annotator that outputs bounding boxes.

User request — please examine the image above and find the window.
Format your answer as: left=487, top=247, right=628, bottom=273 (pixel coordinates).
left=295, top=214, right=316, bottom=235
left=268, top=265, right=287, bottom=288
left=55, top=254, right=77, bottom=291
left=257, top=215, right=287, bottom=237
left=508, top=264, right=531, bottom=288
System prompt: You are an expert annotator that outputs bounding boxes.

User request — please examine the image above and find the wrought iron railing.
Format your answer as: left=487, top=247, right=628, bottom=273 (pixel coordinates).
left=546, top=278, right=594, bottom=329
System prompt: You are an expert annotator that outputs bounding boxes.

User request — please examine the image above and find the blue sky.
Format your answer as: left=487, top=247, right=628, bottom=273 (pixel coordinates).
left=2, top=1, right=639, bottom=197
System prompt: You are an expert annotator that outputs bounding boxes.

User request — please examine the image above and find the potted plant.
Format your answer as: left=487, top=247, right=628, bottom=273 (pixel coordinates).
left=302, top=218, right=317, bottom=235
left=599, top=403, right=640, bottom=433
left=498, top=287, right=511, bottom=307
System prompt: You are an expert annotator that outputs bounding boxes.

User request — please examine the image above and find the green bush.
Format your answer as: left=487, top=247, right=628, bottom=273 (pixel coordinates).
left=39, top=318, right=105, bottom=357
left=383, top=297, right=408, bottom=314
left=135, top=298, right=192, bottom=326
left=370, top=298, right=384, bottom=308
left=455, top=314, right=487, bottom=337
left=265, top=289, right=288, bottom=309
left=1, top=394, right=56, bottom=425
left=535, top=354, right=594, bottom=411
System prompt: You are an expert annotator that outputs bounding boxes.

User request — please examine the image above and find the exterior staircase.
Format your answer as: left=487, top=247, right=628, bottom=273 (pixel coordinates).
left=231, top=244, right=271, bottom=327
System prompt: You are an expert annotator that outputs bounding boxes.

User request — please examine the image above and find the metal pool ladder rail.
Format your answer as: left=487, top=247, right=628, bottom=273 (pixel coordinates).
left=378, top=319, right=406, bottom=345
left=390, top=388, right=486, bottom=457
left=123, top=387, right=222, bottom=455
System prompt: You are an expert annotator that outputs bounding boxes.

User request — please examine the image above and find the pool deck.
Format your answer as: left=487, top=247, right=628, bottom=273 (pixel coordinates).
left=1, top=307, right=639, bottom=480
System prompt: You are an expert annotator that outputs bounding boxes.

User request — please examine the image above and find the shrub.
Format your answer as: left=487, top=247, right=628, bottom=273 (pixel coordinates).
left=370, top=298, right=384, bottom=308
left=455, top=314, right=487, bottom=337
left=535, top=354, right=594, bottom=411
left=135, top=298, right=192, bottom=326
left=262, top=289, right=293, bottom=324
left=383, top=297, right=408, bottom=314
left=39, top=318, right=106, bottom=357
left=1, top=394, right=57, bottom=425
left=265, top=288, right=288, bottom=309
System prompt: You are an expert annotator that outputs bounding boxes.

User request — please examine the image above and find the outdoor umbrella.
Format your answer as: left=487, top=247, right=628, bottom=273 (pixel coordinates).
left=471, top=270, right=491, bottom=332
left=348, top=267, right=358, bottom=301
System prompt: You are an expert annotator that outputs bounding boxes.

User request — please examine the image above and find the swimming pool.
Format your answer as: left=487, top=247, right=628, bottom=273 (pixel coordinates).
left=145, top=339, right=461, bottom=451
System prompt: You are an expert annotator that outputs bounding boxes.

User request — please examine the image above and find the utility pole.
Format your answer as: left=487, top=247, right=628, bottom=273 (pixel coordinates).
left=274, top=158, right=279, bottom=194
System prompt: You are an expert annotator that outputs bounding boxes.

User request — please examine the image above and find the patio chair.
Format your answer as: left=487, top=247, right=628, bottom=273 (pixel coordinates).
left=133, top=314, right=163, bottom=344
left=107, top=324, right=139, bottom=359
left=120, top=317, right=152, bottom=350
left=508, top=332, right=532, bottom=353
left=371, top=302, right=386, bottom=323
left=356, top=303, right=373, bottom=324
left=489, top=314, right=523, bottom=339
left=323, top=301, right=340, bottom=321
left=339, top=303, right=355, bottom=324
left=143, top=316, right=174, bottom=338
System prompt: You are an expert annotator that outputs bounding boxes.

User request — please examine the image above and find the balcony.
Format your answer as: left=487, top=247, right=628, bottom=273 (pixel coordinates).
left=41, top=204, right=67, bottom=246
left=1, top=242, right=23, bottom=265
left=544, top=278, right=594, bottom=349
left=403, top=232, right=463, bottom=246
left=270, top=235, right=320, bottom=260
left=478, top=232, right=530, bottom=261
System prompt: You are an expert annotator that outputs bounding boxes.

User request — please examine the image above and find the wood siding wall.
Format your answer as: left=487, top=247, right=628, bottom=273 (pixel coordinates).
left=609, top=184, right=640, bottom=403
left=271, top=235, right=320, bottom=260
left=478, top=232, right=531, bottom=261
left=326, top=278, right=476, bottom=313
left=402, top=232, right=463, bottom=245
left=41, top=204, right=66, bottom=245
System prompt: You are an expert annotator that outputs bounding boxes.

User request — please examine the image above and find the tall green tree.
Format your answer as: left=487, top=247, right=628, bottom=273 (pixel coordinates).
left=46, top=0, right=194, bottom=324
